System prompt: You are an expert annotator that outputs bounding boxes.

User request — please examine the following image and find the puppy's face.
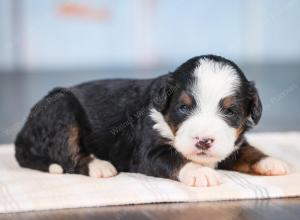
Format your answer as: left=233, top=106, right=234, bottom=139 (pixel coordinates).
left=151, top=55, right=262, bottom=166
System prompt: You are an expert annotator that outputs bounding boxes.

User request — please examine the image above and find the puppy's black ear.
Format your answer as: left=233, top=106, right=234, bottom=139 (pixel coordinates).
left=151, top=73, right=176, bottom=113
left=248, top=82, right=262, bottom=125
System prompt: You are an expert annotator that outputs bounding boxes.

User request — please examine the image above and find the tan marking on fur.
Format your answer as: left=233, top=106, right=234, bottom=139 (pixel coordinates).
left=230, top=144, right=266, bottom=175
left=168, top=120, right=178, bottom=135
left=68, top=126, right=81, bottom=164
left=232, top=146, right=288, bottom=176
left=233, top=163, right=250, bottom=173
left=164, top=113, right=178, bottom=135
left=235, top=126, right=244, bottom=138
left=222, top=96, right=235, bottom=108
left=179, top=91, right=193, bottom=106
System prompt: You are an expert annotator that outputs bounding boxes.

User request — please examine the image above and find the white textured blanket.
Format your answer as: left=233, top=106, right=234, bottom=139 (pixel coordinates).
left=1, top=132, right=300, bottom=213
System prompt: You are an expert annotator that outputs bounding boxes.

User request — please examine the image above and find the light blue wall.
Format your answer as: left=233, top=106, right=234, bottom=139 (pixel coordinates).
left=0, top=0, right=14, bottom=71
left=0, top=0, right=299, bottom=71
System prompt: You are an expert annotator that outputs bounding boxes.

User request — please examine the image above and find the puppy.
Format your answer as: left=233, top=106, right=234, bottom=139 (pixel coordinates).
left=15, top=55, right=289, bottom=187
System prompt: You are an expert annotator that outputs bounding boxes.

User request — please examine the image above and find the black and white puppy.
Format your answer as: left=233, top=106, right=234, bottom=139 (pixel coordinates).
left=15, top=55, right=289, bottom=187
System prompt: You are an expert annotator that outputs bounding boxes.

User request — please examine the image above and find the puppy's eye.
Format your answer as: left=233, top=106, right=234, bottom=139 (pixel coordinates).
left=224, top=108, right=236, bottom=116
left=178, top=104, right=191, bottom=114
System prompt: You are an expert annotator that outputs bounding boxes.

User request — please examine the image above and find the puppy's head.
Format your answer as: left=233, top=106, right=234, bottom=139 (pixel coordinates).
left=150, top=55, right=262, bottom=166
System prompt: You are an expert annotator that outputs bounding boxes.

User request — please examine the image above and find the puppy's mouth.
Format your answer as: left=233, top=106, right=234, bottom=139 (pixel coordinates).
left=184, top=151, right=222, bottom=165
left=196, top=151, right=210, bottom=156
left=194, top=149, right=215, bottom=156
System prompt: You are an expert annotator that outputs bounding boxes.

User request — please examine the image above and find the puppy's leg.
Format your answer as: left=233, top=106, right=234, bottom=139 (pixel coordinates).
left=16, top=123, right=118, bottom=178
left=87, top=157, right=117, bottom=178
left=51, top=126, right=117, bottom=178
left=252, top=157, right=289, bottom=176
left=178, top=162, right=222, bottom=187
left=15, top=88, right=117, bottom=178
left=137, top=144, right=221, bottom=187
left=218, top=141, right=289, bottom=176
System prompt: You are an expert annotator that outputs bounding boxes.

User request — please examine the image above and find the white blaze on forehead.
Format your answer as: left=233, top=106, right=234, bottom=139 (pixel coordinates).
left=192, top=59, right=240, bottom=113
left=173, top=58, right=242, bottom=165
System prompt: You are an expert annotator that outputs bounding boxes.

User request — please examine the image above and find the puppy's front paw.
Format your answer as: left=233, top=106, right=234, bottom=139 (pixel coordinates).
left=252, top=157, right=289, bottom=176
left=88, top=159, right=118, bottom=178
left=178, top=162, right=222, bottom=187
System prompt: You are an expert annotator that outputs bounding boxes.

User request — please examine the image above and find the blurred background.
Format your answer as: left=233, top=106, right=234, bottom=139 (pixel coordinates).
left=0, top=0, right=299, bottom=144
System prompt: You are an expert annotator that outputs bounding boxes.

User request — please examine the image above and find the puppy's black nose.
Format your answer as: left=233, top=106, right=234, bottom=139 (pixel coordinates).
left=195, top=138, right=214, bottom=150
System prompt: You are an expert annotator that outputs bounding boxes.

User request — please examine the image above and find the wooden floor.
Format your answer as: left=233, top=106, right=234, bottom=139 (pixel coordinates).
left=1, top=198, right=300, bottom=220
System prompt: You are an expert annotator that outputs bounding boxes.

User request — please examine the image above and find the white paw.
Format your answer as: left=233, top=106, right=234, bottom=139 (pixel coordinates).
left=178, top=162, right=222, bottom=187
left=49, top=163, right=63, bottom=174
left=88, top=159, right=118, bottom=178
left=252, top=157, right=289, bottom=176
